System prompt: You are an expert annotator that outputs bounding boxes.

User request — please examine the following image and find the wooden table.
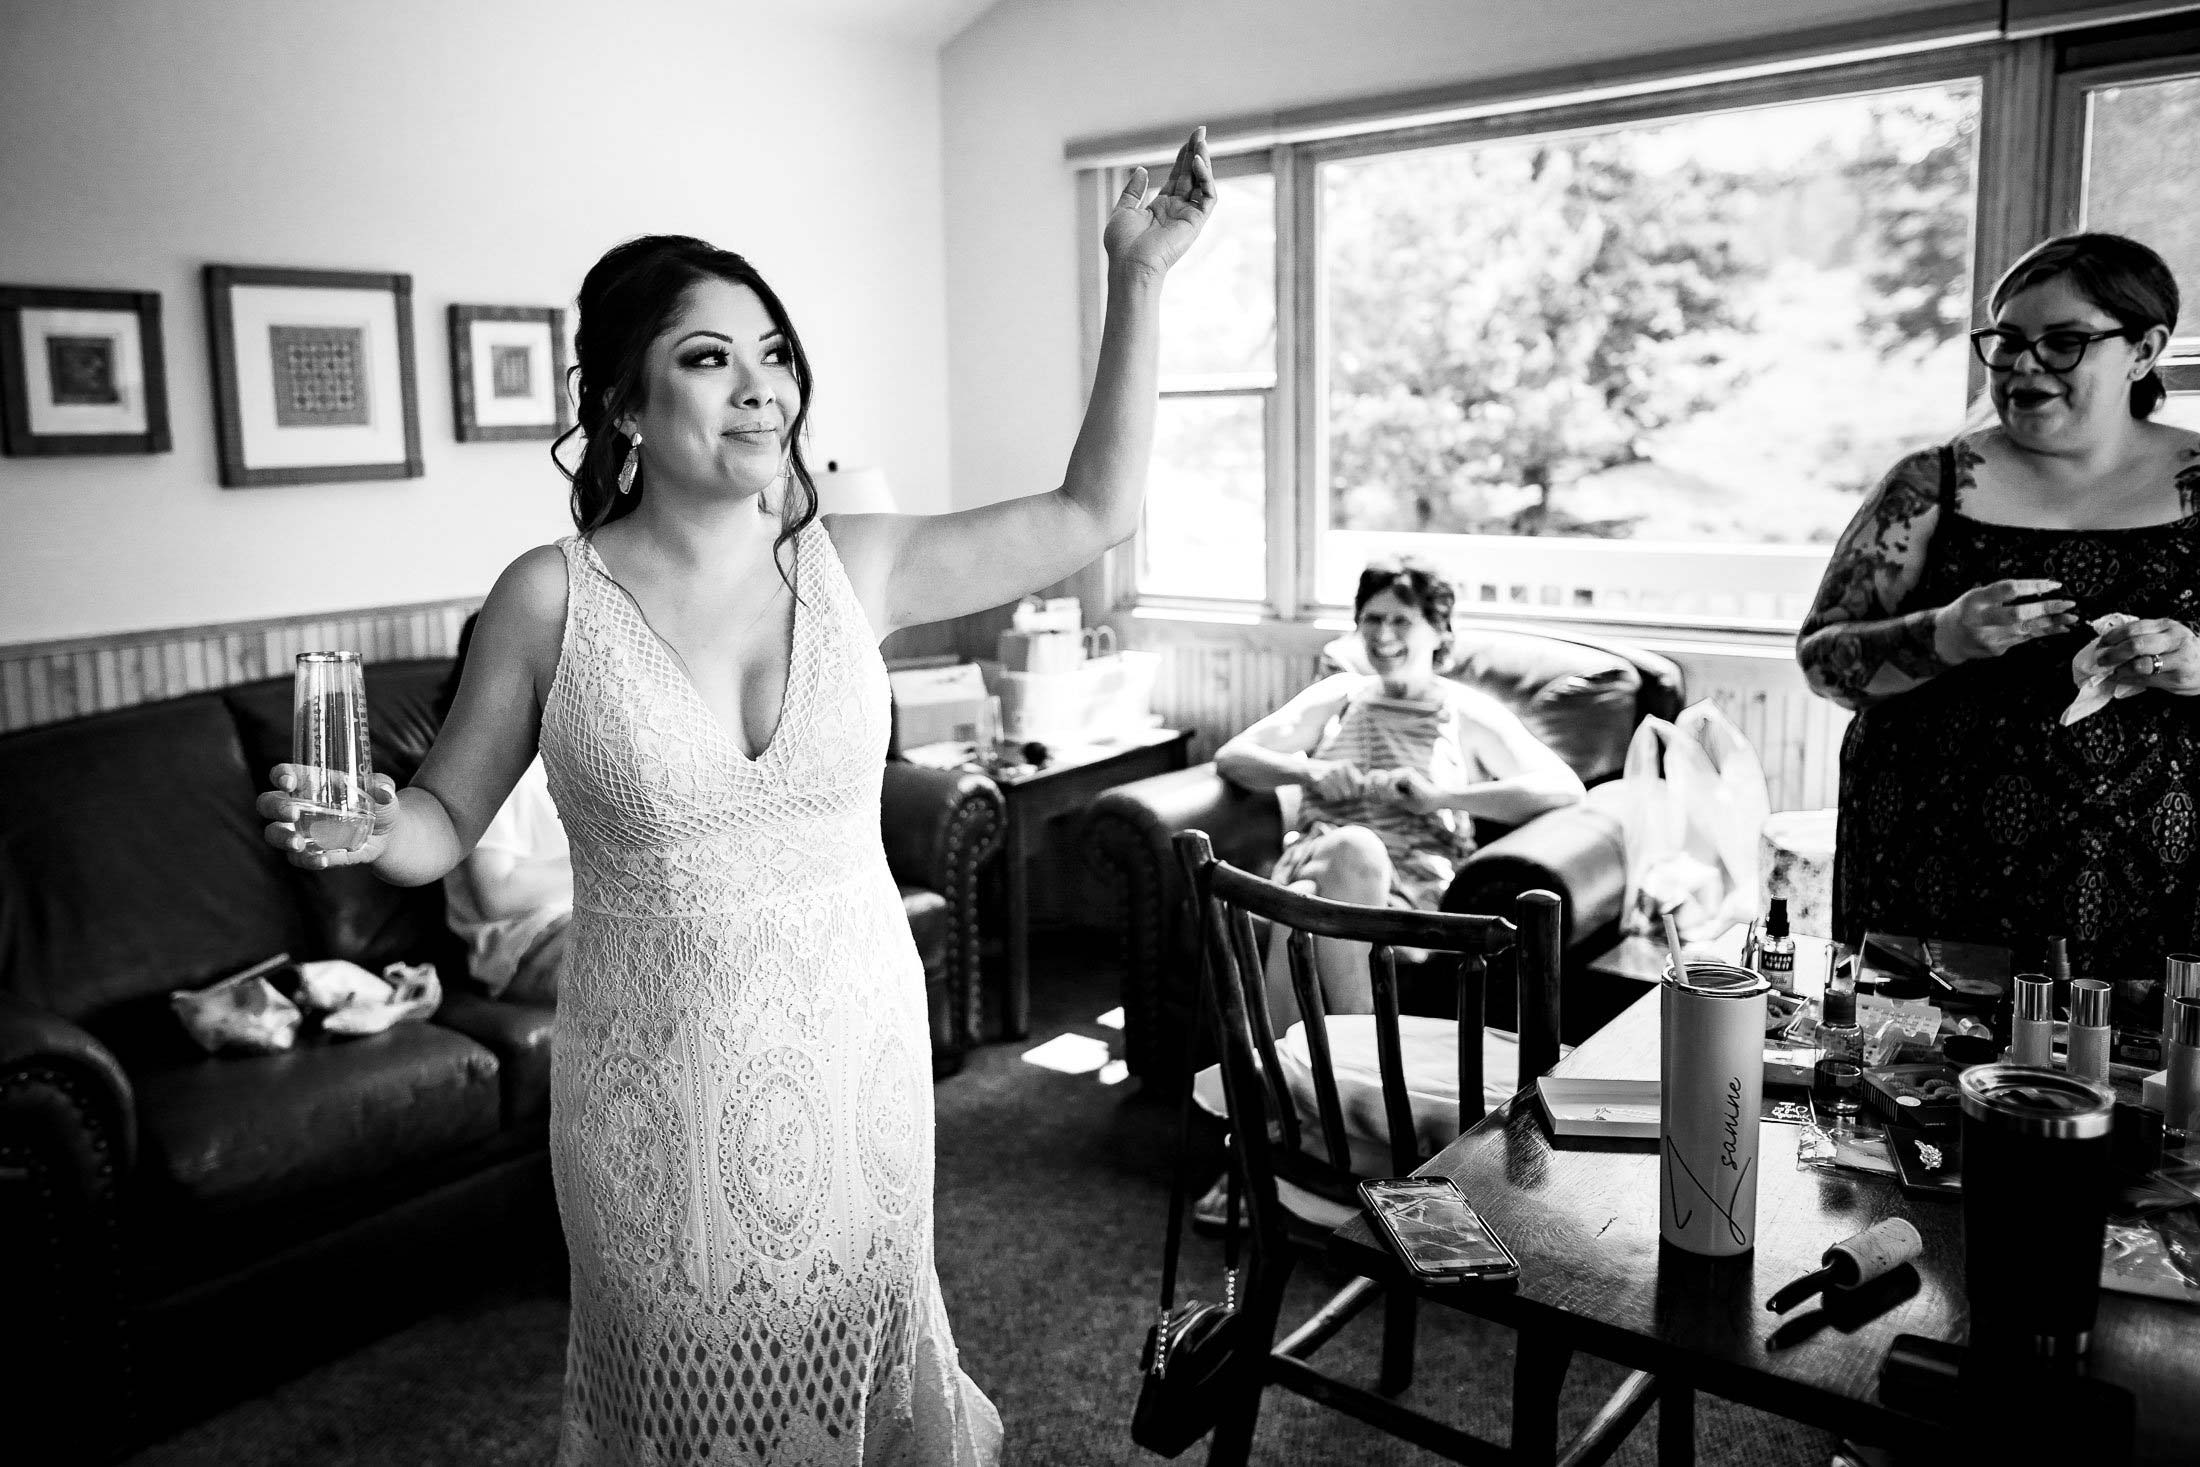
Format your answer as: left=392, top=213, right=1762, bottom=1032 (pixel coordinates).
left=1331, top=984, right=2200, bottom=1465
left=981, top=725, right=1191, bottom=1041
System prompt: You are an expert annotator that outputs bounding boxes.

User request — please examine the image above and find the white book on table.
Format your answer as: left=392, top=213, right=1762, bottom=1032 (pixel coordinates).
left=1536, top=1077, right=1660, bottom=1139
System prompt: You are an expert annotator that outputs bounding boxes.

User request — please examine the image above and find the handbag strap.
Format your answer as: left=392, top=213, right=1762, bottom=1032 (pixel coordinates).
left=1151, top=935, right=1242, bottom=1377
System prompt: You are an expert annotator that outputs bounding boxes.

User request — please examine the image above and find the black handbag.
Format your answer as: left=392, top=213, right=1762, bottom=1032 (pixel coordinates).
left=1131, top=974, right=1245, bottom=1458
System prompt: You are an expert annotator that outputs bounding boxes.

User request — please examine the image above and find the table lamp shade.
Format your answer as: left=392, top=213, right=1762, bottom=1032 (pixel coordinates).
left=816, top=464, right=895, bottom=516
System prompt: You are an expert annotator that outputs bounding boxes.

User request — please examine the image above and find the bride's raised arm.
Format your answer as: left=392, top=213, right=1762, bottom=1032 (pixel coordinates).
left=829, top=126, right=1216, bottom=634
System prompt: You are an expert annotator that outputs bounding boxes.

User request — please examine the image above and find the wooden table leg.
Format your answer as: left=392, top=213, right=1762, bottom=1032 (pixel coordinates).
left=1659, top=1381, right=1695, bottom=1467
left=1511, top=1329, right=1570, bottom=1467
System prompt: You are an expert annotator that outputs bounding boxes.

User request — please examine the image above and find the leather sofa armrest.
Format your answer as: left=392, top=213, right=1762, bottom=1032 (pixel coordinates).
left=0, top=990, right=137, bottom=1456
left=1441, top=800, right=1626, bottom=961
left=0, top=989, right=135, bottom=1170
left=881, top=761, right=1005, bottom=1051
left=1086, top=764, right=1284, bottom=1080
left=880, top=761, right=1006, bottom=894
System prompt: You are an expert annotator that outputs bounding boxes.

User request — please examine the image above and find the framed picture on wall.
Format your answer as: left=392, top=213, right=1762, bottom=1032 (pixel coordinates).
left=448, top=304, right=569, bottom=442
left=0, top=285, right=171, bottom=456
left=203, top=264, right=423, bottom=487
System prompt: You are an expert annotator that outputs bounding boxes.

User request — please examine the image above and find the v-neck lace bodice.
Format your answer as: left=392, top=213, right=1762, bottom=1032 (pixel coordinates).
left=536, top=519, right=1000, bottom=1466
left=571, top=533, right=809, bottom=764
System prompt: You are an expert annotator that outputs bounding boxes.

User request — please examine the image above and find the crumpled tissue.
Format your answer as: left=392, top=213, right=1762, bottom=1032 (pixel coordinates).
left=2062, top=612, right=2142, bottom=726
left=320, top=960, right=442, bottom=1037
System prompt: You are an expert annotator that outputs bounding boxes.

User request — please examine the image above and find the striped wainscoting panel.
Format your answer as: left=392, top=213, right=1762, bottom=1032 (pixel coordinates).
left=0, top=599, right=482, bottom=735
left=1119, top=620, right=1851, bottom=815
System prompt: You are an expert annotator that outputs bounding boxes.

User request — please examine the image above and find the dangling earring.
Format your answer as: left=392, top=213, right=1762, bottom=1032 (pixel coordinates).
left=616, top=431, right=642, bottom=496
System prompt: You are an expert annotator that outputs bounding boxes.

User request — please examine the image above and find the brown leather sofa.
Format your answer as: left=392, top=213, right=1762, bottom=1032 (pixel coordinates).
left=0, top=657, right=1002, bottom=1459
left=1085, top=626, right=1683, bottom=1086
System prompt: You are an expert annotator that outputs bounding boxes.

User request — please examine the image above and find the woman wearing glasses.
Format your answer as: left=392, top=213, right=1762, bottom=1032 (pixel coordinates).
left=1799, top=232, right=2199, bottom=1013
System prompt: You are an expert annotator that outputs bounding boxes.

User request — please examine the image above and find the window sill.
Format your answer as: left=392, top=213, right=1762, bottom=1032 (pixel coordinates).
left=1122, top=599, right=1800, bottom=658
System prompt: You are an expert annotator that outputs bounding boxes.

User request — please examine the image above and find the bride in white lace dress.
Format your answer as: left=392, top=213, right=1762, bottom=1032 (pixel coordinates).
left=259, top=130, right=1214, bottom=1463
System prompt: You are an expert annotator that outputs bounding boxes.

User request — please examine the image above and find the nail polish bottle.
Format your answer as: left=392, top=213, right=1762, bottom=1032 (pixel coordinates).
left=1757, top=898, right=1795, bottom=994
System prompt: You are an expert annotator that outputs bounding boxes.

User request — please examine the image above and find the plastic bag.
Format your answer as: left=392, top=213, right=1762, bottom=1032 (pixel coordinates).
left=1614, top=702, right=1771, bottom=942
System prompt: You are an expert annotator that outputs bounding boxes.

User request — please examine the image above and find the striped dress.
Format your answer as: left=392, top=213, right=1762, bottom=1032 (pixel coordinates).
left=1282, top=682, right=1480, bottom=909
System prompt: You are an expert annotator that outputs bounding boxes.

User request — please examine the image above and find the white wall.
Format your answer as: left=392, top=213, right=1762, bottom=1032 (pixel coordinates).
left=0, top=0, right=951, bottom=644
left=937, top=0, right=1981, bottom=517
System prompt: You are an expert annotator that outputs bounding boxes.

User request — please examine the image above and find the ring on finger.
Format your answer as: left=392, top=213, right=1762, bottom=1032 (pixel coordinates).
left=2139, top=653, right=2159, bottom=676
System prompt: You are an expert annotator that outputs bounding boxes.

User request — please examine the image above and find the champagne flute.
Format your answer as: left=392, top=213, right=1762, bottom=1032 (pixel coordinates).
left=292, top=652, right=376, bottom=853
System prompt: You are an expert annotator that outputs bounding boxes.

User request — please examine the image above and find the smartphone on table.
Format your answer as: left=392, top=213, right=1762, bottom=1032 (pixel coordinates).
left=1358, top=1176, right=1520, bottom=1282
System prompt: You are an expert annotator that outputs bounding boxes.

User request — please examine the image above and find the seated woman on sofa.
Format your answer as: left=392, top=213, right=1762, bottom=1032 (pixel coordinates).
left=1214, top=559, right=1585, bottom=1018
left=435, top=615, right=570, bottom=1004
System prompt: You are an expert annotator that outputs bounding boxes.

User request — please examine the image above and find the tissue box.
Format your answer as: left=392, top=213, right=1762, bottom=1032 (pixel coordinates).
left=983, top=652, right=1159, bottom=742
left=888, top=662, right=990, bottom=748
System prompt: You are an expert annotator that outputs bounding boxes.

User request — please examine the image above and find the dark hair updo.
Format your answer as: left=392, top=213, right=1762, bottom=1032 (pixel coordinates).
left=553, top=234, right=820, bottom=565
left=1990, top=232, right=2180, bottom=419
left=1353, top=558, right=1458, bottom=669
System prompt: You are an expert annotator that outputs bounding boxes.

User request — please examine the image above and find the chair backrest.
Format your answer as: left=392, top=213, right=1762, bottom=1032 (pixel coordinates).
left=1174, top=829, right=1562, bottom=1253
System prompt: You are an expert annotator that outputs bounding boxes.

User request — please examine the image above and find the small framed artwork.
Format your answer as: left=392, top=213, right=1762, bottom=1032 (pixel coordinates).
left=449, top=304, right=570, bottom=442
left=204, top=264, right=423, bottom=487
left=0, top=285, right=171, bottom=456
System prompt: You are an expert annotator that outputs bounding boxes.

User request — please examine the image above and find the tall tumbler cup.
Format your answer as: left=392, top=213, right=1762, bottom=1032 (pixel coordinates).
left=1660, top=961, right=1770, bottom=1257
left=291, top=652, right=376, bottom=853
left=1959, top=1064, right=2115, bottom=1358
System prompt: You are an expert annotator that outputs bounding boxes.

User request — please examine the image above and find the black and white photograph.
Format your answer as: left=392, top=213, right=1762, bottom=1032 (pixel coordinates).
left=7, top=3, right=2200, bottom=1467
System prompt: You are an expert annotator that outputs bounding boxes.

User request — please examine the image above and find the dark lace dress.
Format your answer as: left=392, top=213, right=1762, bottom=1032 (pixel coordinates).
left=1834, top=444, right=2200, bottom=1017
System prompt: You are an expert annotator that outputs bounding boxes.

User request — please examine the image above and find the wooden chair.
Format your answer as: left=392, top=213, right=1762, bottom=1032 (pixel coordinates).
left=1173, top=828, right=1661, bottom=1466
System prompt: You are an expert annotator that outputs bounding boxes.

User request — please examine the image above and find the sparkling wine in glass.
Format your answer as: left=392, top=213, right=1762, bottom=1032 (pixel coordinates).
left=292, top=651, right=376, bottom=853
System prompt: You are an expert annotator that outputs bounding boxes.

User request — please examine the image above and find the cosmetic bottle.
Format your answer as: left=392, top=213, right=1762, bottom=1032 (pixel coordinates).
left=2067, top=979, right=2111, bottom=1082
left=2011, top=973, right=2055, bottom=1068
left=1757, top=898, right=1796, bottom=994
left=2166, top=996, right=2200, bottom=1139
left=1813, top=948, right=1863, bottom=1117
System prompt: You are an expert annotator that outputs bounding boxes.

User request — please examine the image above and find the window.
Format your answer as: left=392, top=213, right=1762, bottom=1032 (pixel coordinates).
left=2062, top=56, right=2200, bottom=427
left=1145, top=167, right=1275, bottom=603
left=1316, top=81, right=1980, bottom=619
left=1099, top=22, right=2200, bottom=626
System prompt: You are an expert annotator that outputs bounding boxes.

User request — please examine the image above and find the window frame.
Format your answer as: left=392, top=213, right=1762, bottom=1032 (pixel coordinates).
left=2050, top=22, right=2200, bottom=388
left=1089, top=20, right=2200, bottom=630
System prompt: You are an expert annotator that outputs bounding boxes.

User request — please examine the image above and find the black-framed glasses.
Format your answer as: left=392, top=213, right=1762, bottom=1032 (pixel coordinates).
left=1968, top=326, right=2132, bottom=373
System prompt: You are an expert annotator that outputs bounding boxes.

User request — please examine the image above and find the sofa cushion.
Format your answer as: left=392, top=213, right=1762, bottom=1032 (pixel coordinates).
left=0, top=694, right=313, bottom=1025
left=1323, top=630, right=1643, bottom=787
left=132, top=1022, right=501, bottom=1212
left=222, top=662, right=468, bottom=977
left=900, top=884, right=948, bottom=982
left=432, top=992, right=553, bottom=1126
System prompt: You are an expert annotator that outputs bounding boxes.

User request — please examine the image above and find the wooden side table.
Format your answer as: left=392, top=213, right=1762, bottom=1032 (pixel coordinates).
left=980, top=725, right=1192, bottom=1041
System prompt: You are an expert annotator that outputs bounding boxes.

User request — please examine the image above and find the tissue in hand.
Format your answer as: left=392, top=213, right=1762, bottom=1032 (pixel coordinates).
left=2061, top=612, right=2141, bottom=726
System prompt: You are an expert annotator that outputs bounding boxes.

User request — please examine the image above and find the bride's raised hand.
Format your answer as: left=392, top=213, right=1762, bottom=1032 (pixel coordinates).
left=1102, top=125, right=1217, bottom=280
left=257, top=764, right=400, bottom=871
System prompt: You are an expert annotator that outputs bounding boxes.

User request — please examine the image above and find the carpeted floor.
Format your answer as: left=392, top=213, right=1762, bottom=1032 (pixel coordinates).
left=122, top=933, right=1842, bottom=1467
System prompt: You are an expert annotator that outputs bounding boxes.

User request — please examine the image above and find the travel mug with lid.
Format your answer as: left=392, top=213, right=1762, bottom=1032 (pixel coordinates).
left=1959, top=1064, right=2115, bottom=1358
left=1660, top=961, right=1770, bottom=1257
